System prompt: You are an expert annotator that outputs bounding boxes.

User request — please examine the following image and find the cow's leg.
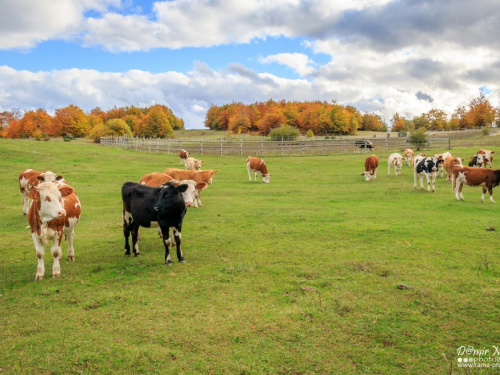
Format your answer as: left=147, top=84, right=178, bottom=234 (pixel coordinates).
left=419, top=174, right=425, bottom=190
left=430, top=173, right=436, bottom=192
left=162, top=227, right=173, bottom=265
left=50, top=234, right=62, bottom=278
left=254, top=171, right=258, bottom=182
left=196, top=190, right=203, bottom=207
left=131, top=223, right=140, bottom=256
left=373, top=168, right=377, bottom=179
left=388, top=163, right=391, bottom=176
left=123, top=212, right=132, bottom=256
left=458, top=181, right=465, bottom=201
left=247, top=165, right=252, bottom=181
left=66, top=228, right=75, bottom=260
left=488, top=186, right=495, bottom=203
left=173, top=227, right=185, bottom=263
left=32, top=234, right=45, bottom=281
left=414, top=171, right=417, bottom=189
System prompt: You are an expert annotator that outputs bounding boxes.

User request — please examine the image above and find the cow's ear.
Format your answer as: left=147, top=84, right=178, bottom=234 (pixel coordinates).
left=360, top=173, right=365, bottom=176
left=56, top=175, right=63, bottom=181
left=59, top=186, right=74, bottom=197
left=196, top=182, right=208, bottom=191
left=28, top=189, right=39, bottom=200
left=492, top=151, right=496, bottom=154
left=212, top=170, right=219, bottom=174
left=177, top=184, right=189, bottom=193
left=201, top=160, right=204, bottom=164
left=37, top=175, right=45, bottom=182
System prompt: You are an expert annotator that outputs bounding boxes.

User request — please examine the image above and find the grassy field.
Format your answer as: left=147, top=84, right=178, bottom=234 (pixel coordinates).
left=1, top=138, right=499, bottom=374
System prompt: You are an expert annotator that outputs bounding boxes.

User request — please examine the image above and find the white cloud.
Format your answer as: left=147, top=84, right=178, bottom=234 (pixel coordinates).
left=260, top=53, right=316, bottom=76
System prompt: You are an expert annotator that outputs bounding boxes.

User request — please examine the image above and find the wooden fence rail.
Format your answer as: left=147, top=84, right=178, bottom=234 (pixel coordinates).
left=100, top=136, right=451, bottom=157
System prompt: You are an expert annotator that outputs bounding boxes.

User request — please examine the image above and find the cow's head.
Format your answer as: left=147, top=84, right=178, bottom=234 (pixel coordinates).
left=426, top=157, right=438, bottom=172
left=37, top=171, right=63, bottom=183
left=154, top=182, right=188, bottom=213
left=476, top=154, right=484, bottom=166
left=177, top=180, right=201, bottom=208
left=361, top=172, right=374, bottom=182
left=262, top=174, right=271, bottom=183
left=29, top=182, right=73, bottom=223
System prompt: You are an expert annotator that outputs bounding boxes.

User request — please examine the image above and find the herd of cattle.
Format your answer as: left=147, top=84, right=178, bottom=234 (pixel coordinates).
left=18, top=144, right=497, bottom=281
left=362, top=148, right=500, bottom=203
left=17, top=149, right=272, bottom=280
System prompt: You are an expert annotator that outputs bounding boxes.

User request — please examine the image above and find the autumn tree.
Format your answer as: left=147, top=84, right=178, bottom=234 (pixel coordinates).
left=465, top=95, right=495, bottom=128
left=362, top=113, right=385, bottom=131
left=134, top=106, right=173, bottom=138
left=51, top=105, right=90, bottom=137
left=258, top=106, right=287, bottom=134
left=228, top=107, right=251, bottom=134
left=391, top=112, right=406, bottom=132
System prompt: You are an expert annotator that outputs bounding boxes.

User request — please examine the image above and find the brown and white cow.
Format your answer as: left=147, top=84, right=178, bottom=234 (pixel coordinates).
left=184, top=157, right=204, bottom=171
left=388, top=153, right=403, bottom=176
left=246, top=156, right=271, bottom=183
left=19, top=169, right=66, bottom=215
left=434, top=152, right=452, bottom=177
left=453, top=166, right=500, bottom=203
left=179, top=149, right=190, bottom=165
left=404, top=149, right=414, bottom=166
left=361, top=155, right=379, bottom=182
left=140, top=172, right=207, bottom=208
left=163, top=169, right=218, bottom=185
left=477, top=149, right=495, bottom=168
left=414, top=154, right=440, bottom=192
left=443, top=156, right=464, bottom=184
left=27, top=182, right=81, bottom=280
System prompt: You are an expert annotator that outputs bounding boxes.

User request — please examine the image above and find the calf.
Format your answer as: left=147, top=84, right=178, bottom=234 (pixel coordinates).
left=140, top=172, right=207, bottom=208
left=184, top=157, right=204, bottom=171
left=361, top=155, right=379, bottom=182
left=388, top=153, right=403, bottom=176
left=453, top=166, right=500, bottom=203
left=122, top=182, right=188, bottom=265
left=414, top=155, right=439, bottom=192
left=443, top=156, right=464, bottom=184
left=468, top=154, right=484, bottom=168
left=179, top=149, right=190, bottom=165
left=404, top=149, right=414, bottom=166
left=19, top=169, right=65, bottom=215
left=477, top=149, right=495, bottom=168
left=246, top=156, right=271, bottom=183
left=354, top=140, right=374, bottom=153
left=27, top=182, right=81, bottom=280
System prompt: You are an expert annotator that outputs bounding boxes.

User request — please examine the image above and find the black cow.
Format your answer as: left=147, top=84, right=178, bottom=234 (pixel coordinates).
left=354, top=140, right=374, bottom=153
left=121, top=181, right=188, bottom=265
left=414, top=155, right=440, bottom=192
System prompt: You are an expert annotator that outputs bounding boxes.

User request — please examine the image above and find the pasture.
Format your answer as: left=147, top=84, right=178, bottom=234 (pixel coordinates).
left=1, top=138, right=499, bottom=374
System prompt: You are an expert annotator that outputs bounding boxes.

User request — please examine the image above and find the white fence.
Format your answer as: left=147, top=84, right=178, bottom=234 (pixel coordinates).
left=100, top=136, right=451, bottom=157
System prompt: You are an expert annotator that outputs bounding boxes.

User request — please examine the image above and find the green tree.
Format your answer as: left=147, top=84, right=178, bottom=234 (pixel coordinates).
left=408, top=128, right=428, bottom=151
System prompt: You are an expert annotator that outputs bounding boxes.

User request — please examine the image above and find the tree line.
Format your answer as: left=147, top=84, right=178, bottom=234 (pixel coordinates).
left=0, top=104, right=184, bottom=141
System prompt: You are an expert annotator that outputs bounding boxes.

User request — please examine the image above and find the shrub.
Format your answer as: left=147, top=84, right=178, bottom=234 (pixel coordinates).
left=482, top=127, right=491, bottom=136
left=269, top=125, right=300, bottom=141
left=105, top=118, right=132, bottom=137
left=408, top=128, right=428, bottom=151
left=306, top=129, right=314, bottom=138
left=88, top=124, right=113, bottom=143
left=33, top=130, right=43, bottom=141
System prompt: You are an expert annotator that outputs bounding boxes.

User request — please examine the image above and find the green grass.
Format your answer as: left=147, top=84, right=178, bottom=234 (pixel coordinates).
left=1, top=138, right=500, bottom=374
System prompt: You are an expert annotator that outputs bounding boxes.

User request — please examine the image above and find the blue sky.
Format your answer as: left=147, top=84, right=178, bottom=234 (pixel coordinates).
left=0, top=0, right=498, bottom=129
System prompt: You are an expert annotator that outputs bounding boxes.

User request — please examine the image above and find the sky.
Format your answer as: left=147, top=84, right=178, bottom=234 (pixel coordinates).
left=0, top=0, right=499, bottom=129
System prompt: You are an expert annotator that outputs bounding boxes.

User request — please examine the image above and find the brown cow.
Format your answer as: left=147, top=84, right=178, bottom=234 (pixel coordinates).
left=404, top=149, right=414, bottom=166
left=453, top=166, right=500, bottom=203
left=477, top=149, right=495, bottom=168
left=246, top=156, right=271, bottom=183
left=139, top=172, right=207, bottom=208
left=27, top=182, right=81, bottom=280
left=19, top=169, right=66, bottom=215
left=163, top=169, right=218, bottom=185
left=443, top=156, right=463, bottom=184
left=179, top=149, right=190, bottom=165
left=361, top=155, right=379, bottom=182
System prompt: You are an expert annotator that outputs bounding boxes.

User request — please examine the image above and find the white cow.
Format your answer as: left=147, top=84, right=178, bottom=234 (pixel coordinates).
left=388, top=153, right=403, bottom=176
left=184, top=157, right=204, bottom=171
left=404, top=149, right=414, bottom=166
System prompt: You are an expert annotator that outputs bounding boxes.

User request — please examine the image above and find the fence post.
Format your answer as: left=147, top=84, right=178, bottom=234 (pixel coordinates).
left=240, top=140, right=243, bottom=156
left=448, top=138, right=451, bottom=150
left=322, top=139, right=325, bottom=155
left=343, top=140, right=346, bottom=154
left=261, top=139, right=264, bottom=157
left=385, top=138, right=388, bottom=152
left=201, top=139, right=204, bottom=156
left=281, top=137, right=284, bottom=157
left=302, top=140, right=305, bottom=156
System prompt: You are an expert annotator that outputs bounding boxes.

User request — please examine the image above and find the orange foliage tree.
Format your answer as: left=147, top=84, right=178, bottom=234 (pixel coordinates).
left=134, top=106, right=174, bottom=138
left=51, top=105, right=90, bottom=137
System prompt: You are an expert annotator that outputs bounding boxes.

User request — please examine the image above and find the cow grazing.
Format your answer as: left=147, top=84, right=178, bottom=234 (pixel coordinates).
left=246, top=156, right=271, bottom=183
left=19, top=169, right=65, bottom=215
left=477, top=149, right=495, bottom=168
left=468, top=154, right=484, bottom=168
left=404, top=149, right=414, bottom=166
left=184, top=157, right=204, bottom=171
left=122, top=182, right=188, bottom=265
left=453, top=166, right=500, bottom=203
left=354, top=140, right=374, bottom=153
left=443, top=156, right=464, bottom=184
left=140, top=172, right=207, bottom=208
left=179, top=149, right=190, bottom=165
left=361, top=155, right=379, bottom=182
left=388, top=153, right=403, bottom=176
left=414, top=154, right=440, bottom=192
left=27, top=182, right=81, bottom=280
